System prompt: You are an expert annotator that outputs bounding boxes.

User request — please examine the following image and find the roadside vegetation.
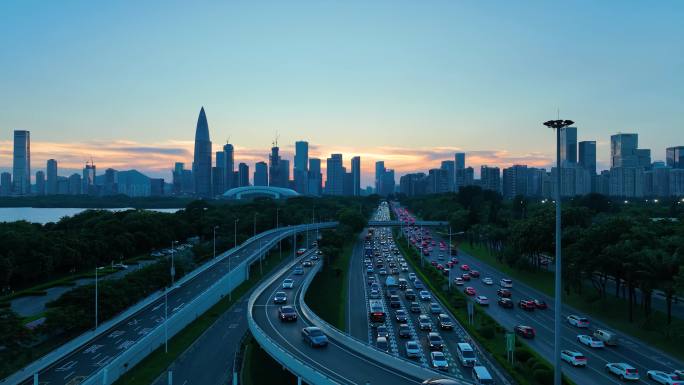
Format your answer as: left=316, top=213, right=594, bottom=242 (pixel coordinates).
left=400, top=188, right=684, bottom=359
left=241, top=334, right=299, bottom=385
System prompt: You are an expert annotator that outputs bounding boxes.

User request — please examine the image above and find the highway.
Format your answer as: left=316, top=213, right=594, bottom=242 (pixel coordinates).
left=394, top=204, right=684, bottom=385
left=13, top=224, right=330, bottom=385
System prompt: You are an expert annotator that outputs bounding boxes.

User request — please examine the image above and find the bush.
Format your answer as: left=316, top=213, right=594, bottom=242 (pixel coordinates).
left=525, top=356, right=538, bottom=368
left=514, top=348, right=532, bottom=363
left=533, top=369, right=553, bottom=385
left=478, top=325, right=496, bottom=339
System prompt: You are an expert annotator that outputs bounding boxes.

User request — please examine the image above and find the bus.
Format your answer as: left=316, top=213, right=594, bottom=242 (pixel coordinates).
left=369, top=299, right=386, bottom=323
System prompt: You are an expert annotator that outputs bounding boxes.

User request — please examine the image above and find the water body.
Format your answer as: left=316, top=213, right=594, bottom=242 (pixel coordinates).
left=0, top=207, right=181, bottom=224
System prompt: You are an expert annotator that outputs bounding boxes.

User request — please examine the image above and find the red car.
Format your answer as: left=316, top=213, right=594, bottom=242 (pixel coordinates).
left=460, top=264, right=470, bottom=271
left=436, top=264, right=444, bottom=271
left=515, top=325, right=535, bottom=339
left=431, top=261, right=438, bottom=267
left=497, top=289, right=512, bottom=298
left=447, top=261, right=455, bottom=268
left=464, top=287, right=476, bottom=296
left=442, top=268, right=450, bottom=277
left=533, top=300, right=548, bottom=310
left=469, top=270, right=480, bottom=278
left=461, top=273, right=471, bottom=281
left=518, top=300, right=536, bottom=311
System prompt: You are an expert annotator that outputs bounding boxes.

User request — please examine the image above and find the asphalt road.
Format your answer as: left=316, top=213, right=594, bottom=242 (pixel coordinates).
left=347, top=231, right=370, bottom=341
left=18, top=226, right=311, bottom=385
left=396, top=205, right=684, bottom=385
left=252, top=249, right=430, bottom=385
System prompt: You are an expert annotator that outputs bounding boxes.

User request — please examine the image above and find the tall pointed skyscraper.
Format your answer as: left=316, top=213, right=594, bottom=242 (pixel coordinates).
left=193, top=107, right=213, bottom=197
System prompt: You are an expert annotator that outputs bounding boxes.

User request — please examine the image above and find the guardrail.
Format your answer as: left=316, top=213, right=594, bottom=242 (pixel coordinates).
left=247, top=250, right=341, bottom=385
left=4, top=222, right=337, bottom=385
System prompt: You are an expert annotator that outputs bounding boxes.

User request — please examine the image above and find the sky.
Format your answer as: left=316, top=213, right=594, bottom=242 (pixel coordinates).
left=1, top=1, right=683, bottom=186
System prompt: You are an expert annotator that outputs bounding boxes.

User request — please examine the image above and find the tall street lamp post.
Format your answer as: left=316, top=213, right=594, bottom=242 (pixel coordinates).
left=231, top=218, right=239, bottom=301
left=543, top=118, right=574, bottom=385
left=213, top=225, right=219, bottom=259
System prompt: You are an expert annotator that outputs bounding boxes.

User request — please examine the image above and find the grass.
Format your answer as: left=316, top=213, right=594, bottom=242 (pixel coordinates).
left=396, top=232, right=574, bottom=385
left=460, top=243, right=684, bottom=362
left=241, top=336, right=299, bottom=385
left=112, top=247, right=290, bottom=385
left=304, top=241, right=354, bottom=330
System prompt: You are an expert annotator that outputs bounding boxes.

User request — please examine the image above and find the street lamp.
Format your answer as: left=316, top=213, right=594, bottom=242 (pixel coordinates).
left=170, top=240, right=179, bottom=286
left=213, top=225, right=219, bottom=259
left=94, top=265, right=105, bottom=330
left=543, top=118, right=574, bottom=385
left=276, top=208, right=282, bottom=259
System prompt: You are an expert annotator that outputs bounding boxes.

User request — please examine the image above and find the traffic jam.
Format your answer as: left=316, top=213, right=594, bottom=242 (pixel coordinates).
left=361, top=202, right=496, bottom=383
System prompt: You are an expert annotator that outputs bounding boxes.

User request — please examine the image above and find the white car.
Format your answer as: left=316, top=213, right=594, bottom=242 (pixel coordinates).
left=369, top=289, right=381, bottom=299
left=431, top=351, right=449, bottom=371
left=408, top=273, right=417, bottom=281
left=482, top=277, right=493, bottom=285
left=405, top=340, right=421, bottom=359
left=475, top=296, right=489, bottom=306
left=454, top=277, right=464, bottom=286
left=567, top=315, right=590, bottom=328
left=605, top=363, right=640, bottom=381
left=293, top=266, right=304, bottom=275
left=577, top=334, right=604, bottom=348
left=282, top=278, right=294, bottom=289
left=646, top=370, right=683, bottom=385
left=500, top=278, right=513, bottom=288
left=561, top=350, right=587, bottom=367
left=419, top=290, right=432, bottom=301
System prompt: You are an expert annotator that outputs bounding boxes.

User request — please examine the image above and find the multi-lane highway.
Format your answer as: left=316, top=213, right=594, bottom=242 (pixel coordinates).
left=394, top=204, right=684, bottom=385
left=13, top=224, right=331, bottom=385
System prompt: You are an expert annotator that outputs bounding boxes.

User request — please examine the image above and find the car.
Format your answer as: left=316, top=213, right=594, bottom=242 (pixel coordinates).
left=302, top=260, right=313, bottom=267
left=593, top=329, right=619, bottom=346
left=674, top=370, right=684, bottom=379
left=561, top=350, right=587, bottom=367
left=461, top=273, right=471, bottom=281
left=398, top=324, right=412, bottom=338
left=401, top=265, right=409, bottom=272
left=567, top=315, right=590, bottom=328
left=515, top=325, right=535, bottom=339
left=469, top=270, right=480, bottom=278
left=302, top=327, right=328, bottom=347
left=431, top=261, right=438, bottom=267
left=293, top=266, right=304, bottom=275
left=366, top=266, right=374, bottom=273
left=414, top=280, right=425, bottom=290
left=430, top=302, right=442, bottom=314
left=408, top=273, right=417, bottom=281
left=369, top=289, right=381, bottom=299
left=497, top=288, right=512, bottom=298
left=577, top=334, right=604, bottom=348
left=436, top=264, right=444, bottom=271
left=427, top=332, right=444, bottom=351
left=533, top=299, right=548, bottom=310
left=282, top=278, right=294, bottom=289
left=419, top=315, right=432, bottom=331
left=518, top=299, right=535, bottom=311
left=454, top=277, right=464, bottom=286
left=376, top=336, right=389, bottom=351
left=498, top=298, right=514, bottom=308
left=405, top=289, right=416, bottom=300
left=647, top=370, right=683, bottom=385
left=431, top=351, right=449, bottom=371
left=442, top=268, right=450, bottom=277
left=410, top=302, right=422, bottom=314
left=297, top=248, right=307, bottom=255
left=500, top=278, right=513, bottom=288
left=481, top=277, right=494, bottom=285
left=379, top=269, right=387, bottom=275
left=310, top=254, right=319, bottom=261
left=278, top=305, right=298, bottom=322
left=475, top=295, right=489, bottom=306
left=395, top=309, right=408, bottom=323
left=438, top=314, right=453, bottom=330
left=460, top=264, right=470, bottom=271
left=376, top=325, right=389, bottom=338
left=405, top=340, right=421, bottom=358
left=273, top=291, right=287, bottom=304
left=419, top=290, right=432, bottom=301
left=389, top=295, right=402, bottom=309
left=464, top=287, right=476, bottom=296
left=386, top=288, right=398, bottom=299
left=605, top=363, right=640, bottom=381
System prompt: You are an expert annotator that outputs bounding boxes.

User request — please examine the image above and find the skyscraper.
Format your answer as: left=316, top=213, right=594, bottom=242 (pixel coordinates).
left=666, top=146, right=684, bottom=169
left=294, top=141, right=309, bottom=194
left=325, top=154, right=344, bottom=195
left=238, top=163, right=249, bottom=187
left=578, top=141, right=597, bottom=175
left=214, top=151, right=226, bottom=195
left=269, top=145, right=287, bottom=187
left=0, top=173, right=12, bottom=196
left=560, top=126, right=577, bottom=166
left=223, top=143, right=235, bottom=189
left=381, top=169, right=395, bottom=196
left=193, top=107, right=212, bottom=197
left=441, top=160, right=455, bottom=192
left=35, top=171, right=45, bottom=195
left=611, top=133, right=639, bottom=168
left=454, top=153, right=466, bottom=191
left=351, top=156, right=361, bottom=196
left=46, top=159, right=58, bottom=195
left=82, top=161, right=96, bottom=195
left=375, top=161, right=385, bottom=194
left=12, top=130, right=30, bottom=195
left=480, top=166, right=501, bottom=193
left=455, top=153, right=465, bottom=170
left=502, top=165, right=528, bottom=199
left=254, top=161, right=268, bottom=186
left=308, top=158, right=322, bottom=196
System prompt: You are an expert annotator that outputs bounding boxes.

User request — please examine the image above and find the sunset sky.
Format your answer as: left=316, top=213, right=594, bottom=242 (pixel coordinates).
left=1, top=1, right=682, bottom=186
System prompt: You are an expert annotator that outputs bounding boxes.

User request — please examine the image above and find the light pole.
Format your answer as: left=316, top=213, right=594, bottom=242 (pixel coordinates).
left=170, top=240, right=178, bottom=286
left=543, top=118, right=574, bottom=385
left=164, top=285, right=168, bottom=353
left=231, top=218, right=239, bottom=301
left=94, top=265, right=104, bottom=330
left=276, top=208, right=282, bottom=259
left=213, top=225, right=219, bottom=259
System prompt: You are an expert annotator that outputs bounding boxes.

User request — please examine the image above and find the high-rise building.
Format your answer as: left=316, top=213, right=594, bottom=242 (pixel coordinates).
left=172, top=162, right=184, bottom=195
left=440, top=160, right=455, bottom=192
left=68, top=173, right=82, bottom=195
left=609, top=166, right=644, bottom=197
left=454, top=153, right=466, bottom=191
left=351, top=156, right=361, bottom=196
left=215, top=150, right=226, bottom=193
left=611, top=133, right=639, bottom=168
left=269, top=145, right=288, bottom=188
left=0, top=173, right=12, bottom=196
left=399, top=173, right=427, bottom=197
left=308, top=158, right=322, bottom=196
left=325, top=154, right=344, bottom=195
left=294, top=141, right=309, bottom=194
left=375, top=161, right=385, bottom=194
left=381, top=169, right=395, bottom=196
left=103, top=168, right=118, bottom=195
left=12, top=130, right=31, bottom=195
left=238, top=163, right=249, bottom=187
left=82, top=161, right=96, bottom=195
left=46, top=159, right=58, bottom=195
left=560, top=126, right=577, bottom=166
left=526, top=168, right=545, bottom=197
left=666, top=146, right=684, bottom=169
left=35, top=171, right=45, bottom=195
left=637, top=149, right=651, bottom=169
left=223, top=143, right=235, bottom=190
left=192, top=107, right=213, bottom=197
left=427, top=168, right=449, bottom=194
left=479, top=166, right=501, bottom=193
left=578, top=141, right=597, bottom=175
left=502, top=165, right=528, bottom=199
left=254, top=161, right=268, bottom=186
left=670, top=169, right=684, bottom=197
left=455, top=153, right=465, bottom=170
left=343, top=171, right=353, bottom=196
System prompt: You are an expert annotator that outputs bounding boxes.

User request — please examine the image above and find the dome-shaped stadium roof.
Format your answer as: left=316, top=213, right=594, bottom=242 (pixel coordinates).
left=221, top=186, right=300, bottom=200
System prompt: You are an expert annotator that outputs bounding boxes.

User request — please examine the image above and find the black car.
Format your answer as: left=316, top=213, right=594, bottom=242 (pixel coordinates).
left=404, top=289, right=416, bottom=300
left=273, top=291, right=287, bottom=304
left=398, top=324, right=411, bottom=338
left=438, top=314, right=453, bottom=330
left=278, top=305, right=298, bottom=322
left=395, top=309, right=408, bottom=323
left=386, top=288, right=398, bottom=299
left=389, top=295, right=401, bottom=309
left=428, top=332, right=444, bottom=351
left=498, top=298, right=514, bottom=308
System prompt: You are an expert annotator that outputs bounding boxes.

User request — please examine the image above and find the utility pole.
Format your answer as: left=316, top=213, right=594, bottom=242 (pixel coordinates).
left=213, top=226, right=219, bottom=259
left=231, top=218, right=239, bottom=301
left=95, top=265, right=99, bottom=330
left=170, top=240, right=177, bottom=286
left=253, top=212, right=257, bottom=238
left=277, top=208, right=282, bottom=259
